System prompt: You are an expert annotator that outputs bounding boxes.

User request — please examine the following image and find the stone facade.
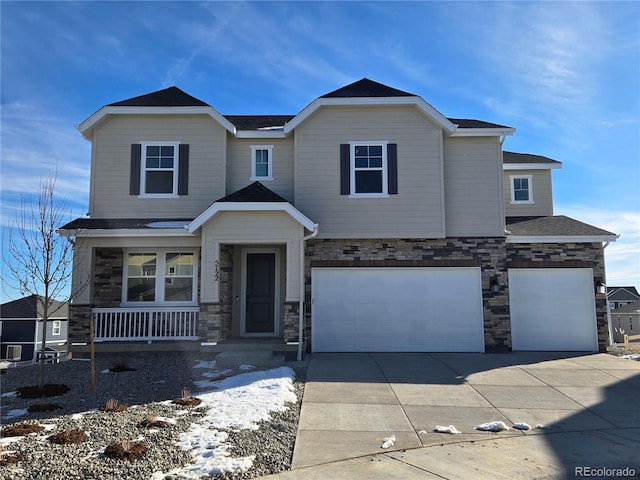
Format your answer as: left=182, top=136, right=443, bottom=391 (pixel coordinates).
left=201, top=244, right=234, bottom=342
left=283, top=302, right=300, bottom=343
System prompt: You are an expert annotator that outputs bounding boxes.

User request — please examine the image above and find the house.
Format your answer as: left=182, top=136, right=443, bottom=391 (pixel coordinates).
left=0, top=295, right=68, bottom=363
left=60, top=78, right=618, bottom=357
left=607, top=286, right=640, bottom=311
left=611, top=300, right=640, bottom=344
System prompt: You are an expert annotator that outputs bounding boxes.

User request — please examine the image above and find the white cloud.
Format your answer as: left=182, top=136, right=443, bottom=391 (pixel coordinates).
left=557, top=205, right=640, bottom=288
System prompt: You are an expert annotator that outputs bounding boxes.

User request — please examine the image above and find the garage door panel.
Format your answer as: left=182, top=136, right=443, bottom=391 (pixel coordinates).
left=509, top=269, right=597, bottom=352
left=312, top=267, right=484, bottom=352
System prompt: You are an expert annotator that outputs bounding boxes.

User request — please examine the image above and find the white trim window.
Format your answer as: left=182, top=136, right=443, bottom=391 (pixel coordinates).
left=350, top=141, right=388, bottom=197
left=123, top=250, right=198, bottom=304
left=510, top=175, right=534, bottom=204
left=52, top=321, right=61, bottom=336
left=6, top=345, right=22, bottom=361
left=250, top=145, right=274, bottom=180
left=141, top=142, right=180, bottom=196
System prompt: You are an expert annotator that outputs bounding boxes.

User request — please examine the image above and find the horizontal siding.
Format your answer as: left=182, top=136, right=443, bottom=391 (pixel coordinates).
left=443, top=137, right=505, bottom=237
left=226, top=137, right=294, bottom=201
left=294, top=106, right=444, bottom=238
left=90, top=115, right=226, bottom=219
left=504, top=169, right=553, bottom=217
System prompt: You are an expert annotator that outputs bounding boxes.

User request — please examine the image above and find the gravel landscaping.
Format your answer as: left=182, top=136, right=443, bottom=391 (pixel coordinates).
left=0, top=352, right=305, bottom=480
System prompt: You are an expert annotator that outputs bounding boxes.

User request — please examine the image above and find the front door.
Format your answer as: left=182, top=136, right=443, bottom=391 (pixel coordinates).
left=244, top=252, right=276, bottom=335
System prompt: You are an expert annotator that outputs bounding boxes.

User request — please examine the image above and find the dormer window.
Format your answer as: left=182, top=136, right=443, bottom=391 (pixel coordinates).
left=510, top=175, right=534, bottom=204
left=250, top=145, right=274, bottom=181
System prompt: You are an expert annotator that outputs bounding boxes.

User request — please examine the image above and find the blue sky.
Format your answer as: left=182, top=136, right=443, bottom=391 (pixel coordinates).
left=1, top=1, right=639, bottom=302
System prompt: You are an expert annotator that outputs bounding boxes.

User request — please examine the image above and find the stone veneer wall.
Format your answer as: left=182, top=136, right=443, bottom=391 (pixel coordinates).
left=305, top=238, right=511, bottom=351
left=283, top=302, right=300, bottom=343
left=200, top=245, right=233, bottom=342
left=507, top=242, right=608, bottom=352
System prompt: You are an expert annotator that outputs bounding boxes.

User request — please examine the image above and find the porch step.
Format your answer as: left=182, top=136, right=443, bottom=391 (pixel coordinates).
left=214, top=350, right=285, bottom=368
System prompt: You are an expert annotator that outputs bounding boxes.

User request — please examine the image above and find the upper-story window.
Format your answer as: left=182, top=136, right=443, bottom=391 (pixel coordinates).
left=52, top=321, right=61, bottom=336
left=510, top=175, right=534, bottom=204
left=123, top=250, right=197, bottom=304
left=340, top=142, right=398, bottom=197
left=250, top=145, right=274, bottom=180
left=130, top=142, right=189, bottom=197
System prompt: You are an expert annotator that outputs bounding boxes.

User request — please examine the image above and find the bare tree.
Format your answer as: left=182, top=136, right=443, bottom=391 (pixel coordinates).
left=3, top=172, right=75, bottom=388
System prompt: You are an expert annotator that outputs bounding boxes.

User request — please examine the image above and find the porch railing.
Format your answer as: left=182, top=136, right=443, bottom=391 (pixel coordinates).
left=91, top=307, right=199, bottom=342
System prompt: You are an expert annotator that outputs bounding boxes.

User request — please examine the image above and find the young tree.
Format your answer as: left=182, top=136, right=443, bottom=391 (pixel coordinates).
left=3, top=172, right=75, bottom=388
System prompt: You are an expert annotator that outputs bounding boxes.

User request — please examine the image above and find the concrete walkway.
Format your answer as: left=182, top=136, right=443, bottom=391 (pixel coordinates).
left=268, top=352, right=640, bottom=479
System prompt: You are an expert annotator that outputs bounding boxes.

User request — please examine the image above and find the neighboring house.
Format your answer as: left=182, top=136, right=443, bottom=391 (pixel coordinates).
left=607, top=286, right=640, bottom=311
left=0, top=295, right=68, bottom=362
left=611, top=300, right=640, bottom=343
left=60, top=78, right=618, bottom=356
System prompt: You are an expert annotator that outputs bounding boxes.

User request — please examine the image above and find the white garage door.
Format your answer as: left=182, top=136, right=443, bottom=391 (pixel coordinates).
left=311, top=267, right=484, bottom=352
left=508, top=268, right=597, bottom=351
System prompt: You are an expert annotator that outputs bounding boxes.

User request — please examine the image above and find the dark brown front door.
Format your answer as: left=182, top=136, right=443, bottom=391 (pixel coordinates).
left=245, top=252, right=276, bottom=334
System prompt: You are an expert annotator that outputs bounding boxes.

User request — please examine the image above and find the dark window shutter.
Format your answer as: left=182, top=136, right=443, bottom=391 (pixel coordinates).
left=340, top=144, right=350, bottom=195
left=178, top=144, right=189, bottom=195
left=130, top=144, right=141, bottom=195
left=387, top=143, right=398, bottom=195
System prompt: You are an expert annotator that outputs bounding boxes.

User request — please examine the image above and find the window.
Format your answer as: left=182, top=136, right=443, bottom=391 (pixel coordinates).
left=250, top=145, right=274, bottom=180
left=6, top=345, right=21, bottom=361
left=124, top=251, right=197, bottom=304
left=141, top=142, right=179, bottom=195
left=52, top=321, right=61, bottom=336
left=350, top=142, right=388, bottom=196
left=510, top=175, right=534, bottom=204
left=631, top=317, right=633, bottom=331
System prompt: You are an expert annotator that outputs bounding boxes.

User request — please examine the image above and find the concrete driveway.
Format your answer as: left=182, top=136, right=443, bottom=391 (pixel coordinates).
left=270, top=352, right=640, bottom=479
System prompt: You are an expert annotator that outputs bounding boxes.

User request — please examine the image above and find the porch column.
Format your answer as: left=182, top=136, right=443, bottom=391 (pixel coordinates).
left=201, top=238, right=220, bottom=303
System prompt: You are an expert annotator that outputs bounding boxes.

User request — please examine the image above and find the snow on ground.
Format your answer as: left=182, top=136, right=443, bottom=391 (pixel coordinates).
left=153, top=365, right=297, bottom=479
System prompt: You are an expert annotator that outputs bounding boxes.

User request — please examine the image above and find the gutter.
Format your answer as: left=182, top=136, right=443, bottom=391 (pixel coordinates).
left=298, top=224, right=319, bottom=361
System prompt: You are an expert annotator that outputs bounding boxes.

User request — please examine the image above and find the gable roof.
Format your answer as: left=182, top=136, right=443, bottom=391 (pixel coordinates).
left=109, top=86, right=209, bottom=107
left=607, top=286, right=640, bottom=301
left=321, top=78, right=417, bottom=98
left=503, top=151, right=562, bottom=170
left=506, top=215, right=618, bottom=243
left=188, top=182, right=316, bottom=233
left=0, top=295, right=68, bottom=319
left=215, top=181, right=288, bottom=203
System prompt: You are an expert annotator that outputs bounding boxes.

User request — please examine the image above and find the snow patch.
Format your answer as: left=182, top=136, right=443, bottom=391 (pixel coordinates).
left=145, top=221, right=188, bottom=229
left=434, top=425, right=461, bottom=434
left=381, top=435, right=396, bottom=449
left=512, top=422, right=532, bottom=430
left=4, top=408, right=28, bottom=419
left=475, top=421, right=510, bottom=432
left=1, top=391, right=18, bottom=398
left=193, top=360, right=217, bottom=369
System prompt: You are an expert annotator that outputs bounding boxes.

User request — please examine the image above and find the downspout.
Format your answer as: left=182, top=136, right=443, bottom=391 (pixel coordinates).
left=298, top=224, right=319, bottom=361
left=602, top=241, right=613, bottom=347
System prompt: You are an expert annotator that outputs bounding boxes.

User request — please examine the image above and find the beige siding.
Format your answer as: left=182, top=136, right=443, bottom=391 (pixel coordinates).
left=90, top=115, right=226, bottom=219
left=201, top=211, right=303, bottom=302
left=443, top=137, right=505, bottom=237
left=294, top=105, right=445, bottom=239
left=226, top=137, right=295, bottom=201
left=503, top=169, right=554, bottom=217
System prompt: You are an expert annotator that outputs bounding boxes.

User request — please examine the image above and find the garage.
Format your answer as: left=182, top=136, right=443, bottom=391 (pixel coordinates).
left=311, top=267, right=485, bottom=352
left=508, top=268, right=598, bottom=351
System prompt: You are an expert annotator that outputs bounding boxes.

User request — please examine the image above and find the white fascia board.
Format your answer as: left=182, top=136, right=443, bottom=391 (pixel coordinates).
left=451, top=128, right=516, bottom=138
left=236, top=130, right=287, bottom=139
left=189, top=202, right=316, bottom=233
left=504, top=163, right=562, bottom=170
left=63, top=228, right=195, bottom=238
left=77, top=106, right=236, bottom=139
left=284, top=97, right=456, bottom=134
left=506, top=234, right=619, bottom=244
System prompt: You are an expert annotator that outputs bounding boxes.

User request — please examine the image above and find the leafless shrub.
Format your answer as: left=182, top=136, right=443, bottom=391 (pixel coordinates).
left=1, top=423, right=44, bottom=437
left=172, top=387, right=202, bottom=406
left=104, top=438, right=147, bottom=461
left=99, top=398, right=129, bottom=412
left=48, top=429, right=86, bottom=444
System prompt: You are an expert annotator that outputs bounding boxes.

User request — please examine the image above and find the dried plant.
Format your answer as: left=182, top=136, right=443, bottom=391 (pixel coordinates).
left=172, top=387, right=202, bottom=406
left=48, top=429, right=86, bottom=444
left=0, top=444, right=25, bottom=466
left=104, top=438, right=147, bottom=461
left=1, top=422, right=44, bottom=437
left=99, top=398, right=129, bottom=412
left=138, top=413, right=169, bottom=429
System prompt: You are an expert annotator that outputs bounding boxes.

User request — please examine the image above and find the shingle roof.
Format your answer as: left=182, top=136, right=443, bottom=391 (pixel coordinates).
left=503, top=151, right=561, bottom=165
left=224, top=115, right=295, bottom=130
left=59, top=218, right=191, bottom=230
left=506, top=215, right=616, bottom=237
left=449, top=118, right=513, bottom=129
left=1, top=295, right=68, bottom=319
left=321, top=78, right=417, bottom=98
left=215, top=182, right=288, bottom=203
left=607, top=287, right=640, bottom=301
left=611, top=299, right=640, bottom=314
left=108, top=86, right=209, bottom=107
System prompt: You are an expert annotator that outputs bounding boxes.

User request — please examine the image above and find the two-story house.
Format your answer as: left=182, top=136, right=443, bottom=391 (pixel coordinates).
left=60, top=78, right=617, bottom=358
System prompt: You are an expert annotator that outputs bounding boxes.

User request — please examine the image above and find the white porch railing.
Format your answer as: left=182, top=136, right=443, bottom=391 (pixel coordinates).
left=91, top=307, right=199, bottom=342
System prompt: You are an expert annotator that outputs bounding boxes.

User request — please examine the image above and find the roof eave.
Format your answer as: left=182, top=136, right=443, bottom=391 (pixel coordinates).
left=58, top=228, right=194, bottom=238
left=505, top=234, right=619, bottom=244
left=284, top=96, right=456, bottom=134
left=235, top=130, right=287, bottom=139
left=189, top=202, right=316, bottom=233
left=77, top=106, right=237, bottom=140
left=451, top=127, right=516, bottom=138
left=503, top=163, right=563, bottom=170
